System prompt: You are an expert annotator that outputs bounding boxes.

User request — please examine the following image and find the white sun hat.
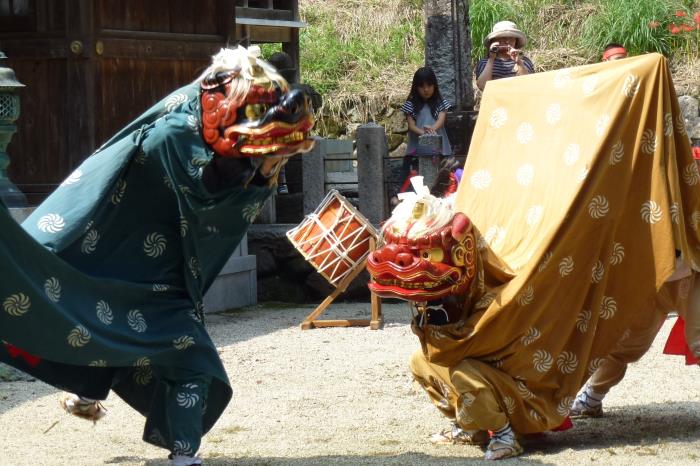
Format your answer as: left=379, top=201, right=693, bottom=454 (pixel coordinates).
left=484, top=21, right=527, bottom=49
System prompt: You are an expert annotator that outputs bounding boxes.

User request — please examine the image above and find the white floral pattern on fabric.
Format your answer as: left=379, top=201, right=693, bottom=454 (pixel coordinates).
left=144, top=233, right=167, bottom=257
left=67, top=325, right=91, bottom=347
left=516, top=284, right=534, bottom=306
left=521, top=327, right=541, bottom=346
left=516, top=380, right=535, bottom=399
left=621, top=74, right=640, bottom=97
left=576, top=167, right=589, bottom=183
left=609, top=140, right=624, bottom=165
left=44, top=277, right=61, bottom=303
left=537, top=251, right=553, bottom=272
left=663, top=113, right=673, bottom=137
left=526, top=205, right=544, bottom=227
left=189, top=257, right=201, bottom=279
left=641, top=200, right=662, bottom=224
left=599, top=296, right=617, bottom=319
left=503, top=396, right=516, bottom=414
left=545, top=103, right=562, bottom=125
left=640, top=129, right=657, bottom=155
left=591, top=261, right=604, bottom=283
left=127, top=309, right=147, bottom=333
left=173, top=440, right=194, bottom=456
left=61, top=169, right=83, bottom=187
left=133, top=357, right=153, bottom=385
left=557, top=396, right=574, bottom=416
left=3, top=293, right=30, bottom=316
left=89, top=360, right=107, bottom=367
left=683, top=163, right=700, bottom=186
left=588, top=195, right=609, bottom=219
left=587, top=358, right=604, bottom=376
left=489, top=108, right=508, bottom=128
left=81, top=229, right=100, bottom=254
left=96, top=300, right=113, bottom=325
left=609, top=242, right=625, bottom=265
left=180, top=216, right=189, bottom=237
left=37, top=213, right=65, bottom=233
left=164, top=93, right=188, bottom=113
left=553, top=69, right=572, bottom=89
left=595, top=114, right=610, bottom=137
left=563, top=143, right=580, bottom=166
left=163, top=176, right=174, bottom=190
left=516, top=164, right=534, bottom=187
left=530, top=409, right=544, bottom=423
left=533, top=349, right=553, bottom=372
left=470, top=170, right=493, bottom=190
left=670, top=203, right=680, bottom=224
left=556, top=351, right=578, bottom=374
left=576, top=309, right=591, bottom=333
left=582, top=76, right=598, bottom=96
left=173, top=335, right=195, bottom=350
left=558, top=256, right=574, bottom=277
left=676, top=113, right=687, bottom=135
left=153, top=284, right=170, bottom=291
left=111, top=179, right=127, bottom=205
left=475, top=292, right=495, bottom=310
left=242, top=202, right=263, bottom=223
left=484, top=225, right=506, bottom=248
left=176, top=386, right=200, bottom=408
left=692, top=211, right=700, bottom=232
left=135, top=150, right=148, bottom=165
left=516, top=122, right=534, bottom=144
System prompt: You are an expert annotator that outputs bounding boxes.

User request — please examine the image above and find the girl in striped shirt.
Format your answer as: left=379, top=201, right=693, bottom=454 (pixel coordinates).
left=396, top=67, right=452, bottom=199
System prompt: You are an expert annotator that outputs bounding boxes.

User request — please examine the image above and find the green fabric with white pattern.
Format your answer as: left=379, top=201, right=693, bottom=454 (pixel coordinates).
left=0, top=83, right=271, bottom=450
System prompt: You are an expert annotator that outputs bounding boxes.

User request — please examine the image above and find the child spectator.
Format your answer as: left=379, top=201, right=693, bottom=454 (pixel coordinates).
left=393, top=67, right=452, bottom=205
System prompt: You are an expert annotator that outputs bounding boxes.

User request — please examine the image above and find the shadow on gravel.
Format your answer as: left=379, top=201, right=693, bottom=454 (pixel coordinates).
left=140, top=452, right=556, bottom=465
left=521, top=401, right=700, bottom=454
left=0, top=378, right=57, bottom=416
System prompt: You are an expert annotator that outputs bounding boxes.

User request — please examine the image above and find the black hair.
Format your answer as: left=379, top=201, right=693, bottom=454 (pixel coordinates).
left=603, top=43, right=625, bottom=51
left=267, top=51, right=297, bottom=84
left=407, top=67, right=444, bottom=119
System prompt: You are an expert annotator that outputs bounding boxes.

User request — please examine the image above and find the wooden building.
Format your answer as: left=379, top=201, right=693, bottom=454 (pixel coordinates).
left=0, top=0, right=235, bottom=204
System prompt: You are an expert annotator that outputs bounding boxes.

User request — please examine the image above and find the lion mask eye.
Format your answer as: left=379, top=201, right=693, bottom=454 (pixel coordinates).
left=420, top=248, right=444, bottom=262
left=245, top=104, right=267, bottom=120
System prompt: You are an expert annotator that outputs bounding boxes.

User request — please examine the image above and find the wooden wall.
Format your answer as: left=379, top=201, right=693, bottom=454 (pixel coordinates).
left=0, top=0, right=235, bottom=204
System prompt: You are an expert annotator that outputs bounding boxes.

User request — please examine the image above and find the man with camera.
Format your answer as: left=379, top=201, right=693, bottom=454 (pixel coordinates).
left=476, top=21, right=535, bottom=91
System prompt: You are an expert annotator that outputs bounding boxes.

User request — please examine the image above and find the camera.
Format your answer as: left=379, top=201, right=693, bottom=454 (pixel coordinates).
left=490, top=45, right=511, bottom=54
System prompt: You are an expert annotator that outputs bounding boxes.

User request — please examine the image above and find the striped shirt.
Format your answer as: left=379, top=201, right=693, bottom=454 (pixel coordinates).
left=401, top=98, right=452, bottom=120
left=475, top=56, right=535, bottom=80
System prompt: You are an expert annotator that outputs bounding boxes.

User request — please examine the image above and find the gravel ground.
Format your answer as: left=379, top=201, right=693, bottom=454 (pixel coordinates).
left=1, top=302, right=699, bottom=466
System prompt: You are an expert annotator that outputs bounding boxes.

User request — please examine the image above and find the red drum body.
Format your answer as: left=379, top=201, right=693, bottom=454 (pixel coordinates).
left=287, top=190, right=379, bottom=287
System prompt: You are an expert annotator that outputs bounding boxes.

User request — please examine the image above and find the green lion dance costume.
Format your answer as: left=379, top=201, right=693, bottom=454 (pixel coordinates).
left=0, top=46, right=314, bottom=466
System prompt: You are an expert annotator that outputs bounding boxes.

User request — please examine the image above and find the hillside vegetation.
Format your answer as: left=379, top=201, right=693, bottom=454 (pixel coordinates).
left=290, top=0, right=700, bottom=136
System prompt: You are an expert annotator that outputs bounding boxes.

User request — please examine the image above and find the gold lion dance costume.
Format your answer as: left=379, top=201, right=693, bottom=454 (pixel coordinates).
left=368, top=53, right=700, bottom=460
left=0, top=46, right=314, bottom=466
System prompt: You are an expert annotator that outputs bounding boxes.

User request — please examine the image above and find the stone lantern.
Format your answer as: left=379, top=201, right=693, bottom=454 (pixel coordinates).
left=0, top=51, right=27, bottom=207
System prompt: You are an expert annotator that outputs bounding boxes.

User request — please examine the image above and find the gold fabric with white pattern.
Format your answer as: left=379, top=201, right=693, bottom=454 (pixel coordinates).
left=413, top=53, right=700, bottom=433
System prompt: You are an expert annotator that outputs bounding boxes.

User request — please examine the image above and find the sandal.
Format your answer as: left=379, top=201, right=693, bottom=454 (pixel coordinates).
left=60, top=394, right=107, bottom=424
left=430, top=423, right=489, bottom=445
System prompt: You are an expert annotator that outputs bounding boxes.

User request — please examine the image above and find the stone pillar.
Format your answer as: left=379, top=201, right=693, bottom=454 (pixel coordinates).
left=424, top=0, right=473, bottom=111
left=356, top=123, right=387, bottom=225
left=302, top=136, right=325, bottom=215
left=425, top=0, right=475, bottom=156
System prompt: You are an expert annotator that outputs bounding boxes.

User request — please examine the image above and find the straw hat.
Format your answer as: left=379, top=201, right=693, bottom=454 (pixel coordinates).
left=483, top=21, right=527, bottom=49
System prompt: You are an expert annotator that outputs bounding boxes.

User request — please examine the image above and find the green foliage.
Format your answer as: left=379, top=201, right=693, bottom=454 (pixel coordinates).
left=580, top=0, right=687, bottom=57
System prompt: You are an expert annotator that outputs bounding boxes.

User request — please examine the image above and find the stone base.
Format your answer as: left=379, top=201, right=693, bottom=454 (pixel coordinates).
left=203, top=252, right=257, bottom=312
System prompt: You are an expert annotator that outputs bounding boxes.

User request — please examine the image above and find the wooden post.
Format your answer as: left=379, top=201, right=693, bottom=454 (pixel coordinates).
left=300, top=238, right=383, bottom=330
